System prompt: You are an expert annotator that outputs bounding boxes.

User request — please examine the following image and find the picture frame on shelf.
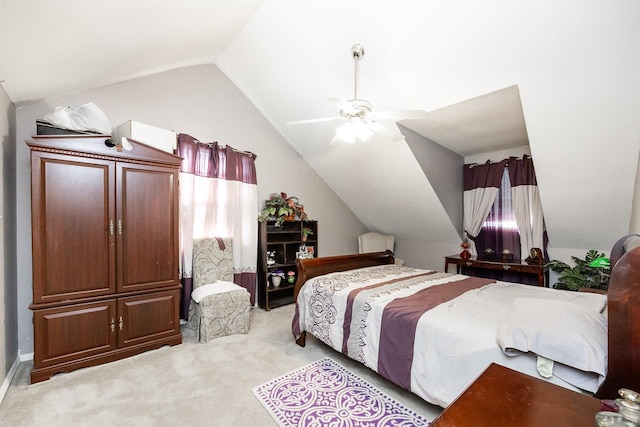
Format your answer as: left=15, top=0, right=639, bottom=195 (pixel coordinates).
left=306, top=246, right=315, bottom=256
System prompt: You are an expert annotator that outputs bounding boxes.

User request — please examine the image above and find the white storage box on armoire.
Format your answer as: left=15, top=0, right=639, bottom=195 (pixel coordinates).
left=115, top=120, right=176, bottom=154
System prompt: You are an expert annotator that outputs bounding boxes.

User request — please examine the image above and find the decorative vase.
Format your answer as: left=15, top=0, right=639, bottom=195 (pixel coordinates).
left=272, top=275, right=282, bottom=288
left=460, top=241, right=471, bottom=259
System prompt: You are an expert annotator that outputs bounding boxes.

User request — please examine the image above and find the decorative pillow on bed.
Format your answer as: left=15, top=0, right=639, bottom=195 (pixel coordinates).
left=496, top=297, right=607, bottom=376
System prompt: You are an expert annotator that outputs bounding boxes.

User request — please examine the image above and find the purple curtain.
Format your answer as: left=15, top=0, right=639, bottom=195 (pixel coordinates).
left=464, top=156, right=546, bottom=285
left=507, top=154, right=537, bottom=187
left=176, top=133, right=258, bottom=319
left=463, top=159, right=508, bottom=256
left=463, top=160, right=507, bottom=192
left=176, top=133, right=257, bottom=183
left=508, top=155, right=548, bottom=260
left=474, top=167, right=521, bottom=260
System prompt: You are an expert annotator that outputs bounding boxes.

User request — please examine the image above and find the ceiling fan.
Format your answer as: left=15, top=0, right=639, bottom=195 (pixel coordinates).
left=287, top=43, right=427, bottom=144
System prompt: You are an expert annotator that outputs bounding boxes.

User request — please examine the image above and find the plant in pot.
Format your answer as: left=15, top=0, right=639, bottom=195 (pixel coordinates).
left=286, top=270, right=296, bottom=284
left=258, top=192, right=308, bottom=226
left=301, top=227, right=314, bottom=242
left=269, top=269, right=284, bottom=288
left=549, top=249, right=610, bottom=291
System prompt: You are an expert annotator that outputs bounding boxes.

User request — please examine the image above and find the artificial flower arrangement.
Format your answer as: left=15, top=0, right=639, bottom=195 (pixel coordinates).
left=258, top=192, right=308, bottom=227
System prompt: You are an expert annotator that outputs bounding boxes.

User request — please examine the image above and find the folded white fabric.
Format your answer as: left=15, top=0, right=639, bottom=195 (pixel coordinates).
left=496, top=297, right=607, bottom=379
left=191, top=280, right=246, bottom=303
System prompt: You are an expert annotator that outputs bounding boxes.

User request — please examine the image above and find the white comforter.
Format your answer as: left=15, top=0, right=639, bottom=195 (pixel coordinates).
left=293, top=264, right=608, bottom=407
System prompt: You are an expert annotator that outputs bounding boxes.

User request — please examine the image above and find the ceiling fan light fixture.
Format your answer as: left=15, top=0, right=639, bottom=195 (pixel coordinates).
left=336, top=118, right=374, bottom=143
left=288, top=43, right=425, bottom=144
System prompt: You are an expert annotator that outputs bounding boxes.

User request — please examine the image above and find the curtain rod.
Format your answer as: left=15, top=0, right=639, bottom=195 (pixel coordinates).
left=465, top=154, right=530, bottom=168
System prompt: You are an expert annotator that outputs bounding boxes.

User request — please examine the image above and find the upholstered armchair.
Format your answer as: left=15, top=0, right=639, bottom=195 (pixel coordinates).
left=357, top=232, right=404, bottom=266
left=187, top=237, right=251, bottom=342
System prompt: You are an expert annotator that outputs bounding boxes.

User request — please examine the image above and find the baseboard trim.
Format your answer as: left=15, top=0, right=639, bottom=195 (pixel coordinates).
left=19, top=352, right=34, bottom=362
left=0, top=354, right=22, bottom=405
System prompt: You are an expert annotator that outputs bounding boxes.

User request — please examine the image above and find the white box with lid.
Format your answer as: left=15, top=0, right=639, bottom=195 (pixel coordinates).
left=115, top=120, right=176, bottom=154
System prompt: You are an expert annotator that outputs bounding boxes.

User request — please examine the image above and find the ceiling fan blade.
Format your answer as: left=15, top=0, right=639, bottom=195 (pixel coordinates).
left=327, top=98, right=359, bottom=115
left=369, top=110, right=428, bottom=121
left=367, top=121, right=405, bottom=142
left=287, top=116, right=343, bottom=125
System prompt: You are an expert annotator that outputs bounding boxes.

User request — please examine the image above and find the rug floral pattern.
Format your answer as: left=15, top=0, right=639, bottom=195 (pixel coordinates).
left=253, top=358, right=429, bottom=427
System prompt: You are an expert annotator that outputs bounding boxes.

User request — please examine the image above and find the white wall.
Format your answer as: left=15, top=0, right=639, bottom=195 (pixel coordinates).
left=631, top=155, right=640, bottom=234
left=1, top=84, right=18, bottom=391
left=15, top=64, right=368, bottom=354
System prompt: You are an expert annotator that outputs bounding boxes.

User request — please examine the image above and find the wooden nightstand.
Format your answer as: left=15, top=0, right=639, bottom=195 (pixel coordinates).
left=431, top=363, right=602, bottom=427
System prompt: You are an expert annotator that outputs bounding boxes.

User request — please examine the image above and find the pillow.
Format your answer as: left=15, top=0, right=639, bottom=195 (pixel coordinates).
left=191, top=280, right=245, bottom=303
left=566, top=292, right=607, bottom=313
left=496, top=297, right=607, bottom=376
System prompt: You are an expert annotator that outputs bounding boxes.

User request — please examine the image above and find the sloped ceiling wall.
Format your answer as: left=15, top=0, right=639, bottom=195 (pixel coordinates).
left=217, top=0, right=640, bottom=250
left=1, top=1, right=638, bottom=251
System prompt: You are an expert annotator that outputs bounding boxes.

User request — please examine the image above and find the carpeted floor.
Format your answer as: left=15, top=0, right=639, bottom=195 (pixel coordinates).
left=0, top=305, right=441, bottom=426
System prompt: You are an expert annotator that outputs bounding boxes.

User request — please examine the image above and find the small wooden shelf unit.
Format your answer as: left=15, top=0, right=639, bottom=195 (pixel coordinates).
left=257, top=220, right=318, bottom=310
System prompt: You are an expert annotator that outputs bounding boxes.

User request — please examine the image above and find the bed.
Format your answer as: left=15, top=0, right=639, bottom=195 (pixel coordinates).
left=292, top=235, right=640, bottom=407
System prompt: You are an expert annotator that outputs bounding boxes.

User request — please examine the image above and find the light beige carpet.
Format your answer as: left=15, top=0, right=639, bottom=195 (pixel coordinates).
left=0, top=305, right=441, bottom=426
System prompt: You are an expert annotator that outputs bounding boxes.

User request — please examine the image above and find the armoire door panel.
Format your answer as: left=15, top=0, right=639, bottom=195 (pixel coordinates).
left=117, top=163, right=179, bottom=292
left=31, top=153, right=116, bottom=303
left=118, top=290, right=180, bottom=348
left=34, top=300, right=117, bottom=368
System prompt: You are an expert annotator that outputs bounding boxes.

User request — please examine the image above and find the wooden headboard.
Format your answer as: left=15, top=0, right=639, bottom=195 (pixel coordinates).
left=294, top=250, right=394, bottom=302
left=595, top=236, right=640, bottom=398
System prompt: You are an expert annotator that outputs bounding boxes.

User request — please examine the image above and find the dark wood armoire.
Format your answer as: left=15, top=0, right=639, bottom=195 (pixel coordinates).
left=27, top=135, right=182, bottom=383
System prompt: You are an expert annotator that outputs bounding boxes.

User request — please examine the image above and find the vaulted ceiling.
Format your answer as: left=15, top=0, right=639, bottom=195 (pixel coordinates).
left=2, top=0, right=639, bottom=250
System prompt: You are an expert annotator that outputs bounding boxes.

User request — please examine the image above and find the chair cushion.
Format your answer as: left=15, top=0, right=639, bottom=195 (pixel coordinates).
left=191, top=280, right=246, bottom=303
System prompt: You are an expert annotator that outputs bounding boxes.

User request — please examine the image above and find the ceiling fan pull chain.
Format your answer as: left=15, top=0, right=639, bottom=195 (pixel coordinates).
left=351, top=43, right=364, bottom=101
left=354, top=49, right=359, bottom=100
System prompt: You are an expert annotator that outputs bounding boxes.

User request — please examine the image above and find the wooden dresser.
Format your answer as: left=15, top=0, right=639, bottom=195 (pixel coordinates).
left=444, top=254, right=550, bottom=287
left=431, top=363, right=602, bottom=427
left=28, top=135, right=183, bottom=383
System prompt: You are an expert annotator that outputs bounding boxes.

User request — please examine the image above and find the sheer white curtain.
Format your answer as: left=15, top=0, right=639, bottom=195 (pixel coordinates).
left=463, top=160, right=508, bottom=255
left=177, top=134, right=258, bottom=318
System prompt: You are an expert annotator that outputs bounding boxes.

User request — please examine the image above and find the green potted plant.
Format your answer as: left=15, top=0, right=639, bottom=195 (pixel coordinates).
left=258, top=192, right=308, bottom=226
left=549, top=249, right=610, bottom=291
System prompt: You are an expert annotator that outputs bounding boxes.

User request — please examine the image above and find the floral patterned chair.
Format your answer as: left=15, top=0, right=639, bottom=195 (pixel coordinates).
left=187, top=237, right=251, bottom=342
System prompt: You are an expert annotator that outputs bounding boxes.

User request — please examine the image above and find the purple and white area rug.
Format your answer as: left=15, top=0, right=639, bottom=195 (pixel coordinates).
left=252, top=358, right=430, bottom=427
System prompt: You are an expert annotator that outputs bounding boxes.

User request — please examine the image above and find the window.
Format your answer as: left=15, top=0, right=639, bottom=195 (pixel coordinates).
left=476, top=167, right=522, bottom=259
